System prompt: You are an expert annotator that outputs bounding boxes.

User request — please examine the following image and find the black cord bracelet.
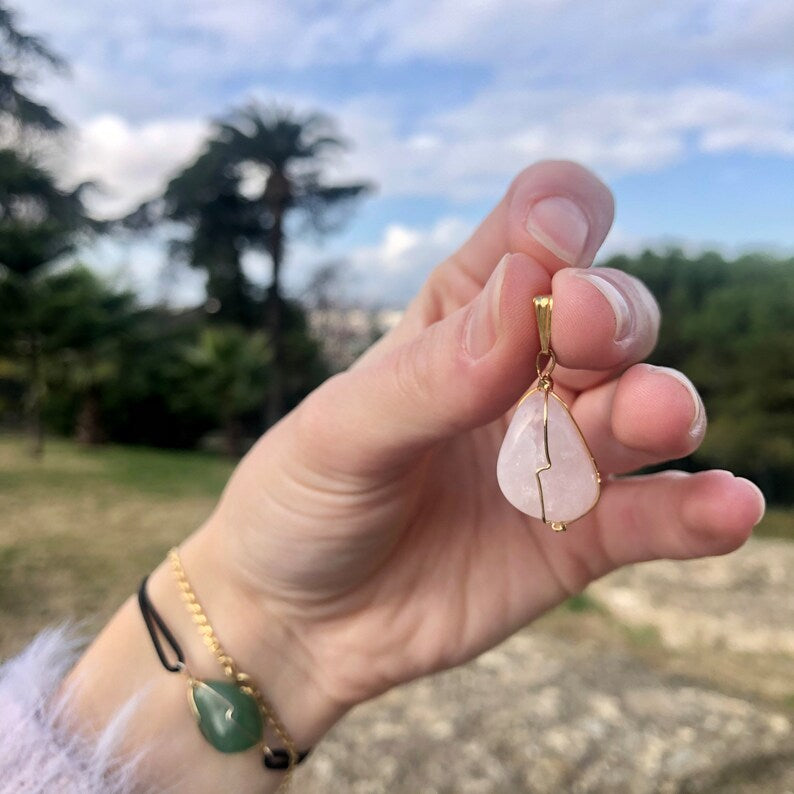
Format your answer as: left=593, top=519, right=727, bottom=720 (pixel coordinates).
left=137, top=575, right=311, bottom=770
left=138, top=574, right=186, bottom=672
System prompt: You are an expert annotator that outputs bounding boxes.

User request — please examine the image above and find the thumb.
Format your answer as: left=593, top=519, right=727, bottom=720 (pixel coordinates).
left=292, top=252, right=549, bottom=477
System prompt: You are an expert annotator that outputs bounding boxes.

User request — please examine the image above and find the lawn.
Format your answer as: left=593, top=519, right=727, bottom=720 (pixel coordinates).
left=753, top=506, right=794, bottom=542
left=1, top=433, right=792, bottom=660
left=0, top=434, right=234, bottom=657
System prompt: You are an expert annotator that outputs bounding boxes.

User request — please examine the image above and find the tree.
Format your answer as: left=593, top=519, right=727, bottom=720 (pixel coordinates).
left=90, top=299, right=328, bottom=452
left=604, top=249, right=794, bottom=502
left=93, top=307, right=218, bottom=450
left=37, top=267, right=139, bottom=445
left=0, top=150, right=94, bottom=454
left=0, top=3, right=65, bottom=134
left=0, top=6, right=79, bottom=455
left=141, top=103, right=372, bottom=425
left=186, top=326, right=270, bottom=457
left=213, top=104, right=371, bottom=424
left=127, top=146, right=261, bottom=328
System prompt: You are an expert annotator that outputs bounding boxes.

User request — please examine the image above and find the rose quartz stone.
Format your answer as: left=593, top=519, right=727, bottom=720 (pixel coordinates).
left=497, top=389, right=600, bottom=524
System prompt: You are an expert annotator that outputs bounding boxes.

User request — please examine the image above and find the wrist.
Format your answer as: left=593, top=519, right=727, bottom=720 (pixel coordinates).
left=62, top=524, right=349, bottom=793
left=154, top=526, right=349, bottom=749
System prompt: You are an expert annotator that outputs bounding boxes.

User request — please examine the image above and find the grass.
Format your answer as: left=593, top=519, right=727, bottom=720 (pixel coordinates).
left=564, top=592, right=603, bottom=613
left=0, top=434, right=234, bottom=657
left=753, top=507, right=794, bottom=541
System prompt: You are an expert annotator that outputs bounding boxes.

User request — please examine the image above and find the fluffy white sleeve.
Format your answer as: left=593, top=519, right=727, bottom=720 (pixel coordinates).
left=0, top=625, right=143, bottom=793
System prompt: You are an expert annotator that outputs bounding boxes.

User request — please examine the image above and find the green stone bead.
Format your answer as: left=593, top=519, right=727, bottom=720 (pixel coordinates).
left=188, top=679, right=263, bottom=753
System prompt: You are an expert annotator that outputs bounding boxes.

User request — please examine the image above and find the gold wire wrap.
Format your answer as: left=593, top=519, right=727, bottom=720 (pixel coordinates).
left=528, top=294, right=601, bottom=531
left=531, top=295, right=570, bottom=531
left=168, top=547, right=299, bottom=789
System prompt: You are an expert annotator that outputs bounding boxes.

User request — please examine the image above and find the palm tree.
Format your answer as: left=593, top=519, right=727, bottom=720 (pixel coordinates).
left=206, top=103, right=371, bottom=424
left=131, top=103, right=371, bottom=425
left=128, top=145, right=261, bottom=328
left=0, top=3, right=65, bottom=133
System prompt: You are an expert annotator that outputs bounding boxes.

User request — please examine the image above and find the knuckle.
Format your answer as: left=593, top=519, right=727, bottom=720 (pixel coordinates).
left=292, top=373, right=345, bottom=452
left=392, top=333, right=435, bottom=406
left=507, top=160, right=613, bottom=210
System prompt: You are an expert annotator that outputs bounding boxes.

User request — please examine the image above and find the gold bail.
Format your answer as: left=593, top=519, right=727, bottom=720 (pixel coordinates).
left=533, top=295, right=553, bottom=354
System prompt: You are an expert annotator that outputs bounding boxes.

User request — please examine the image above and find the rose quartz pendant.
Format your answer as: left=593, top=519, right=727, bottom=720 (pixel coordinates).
left=497, top=296, right=600, bottom=531
left=497, top=389, right=600, bottom=529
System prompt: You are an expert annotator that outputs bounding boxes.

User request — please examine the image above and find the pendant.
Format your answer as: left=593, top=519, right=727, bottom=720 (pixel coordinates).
left=497, top=295, right=600, bottom=531
left=187, top=677, right=264, bottom=753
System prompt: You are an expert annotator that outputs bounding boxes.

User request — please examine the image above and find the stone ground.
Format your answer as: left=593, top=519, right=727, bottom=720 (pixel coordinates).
left=292, top=538, right=794, bottom=793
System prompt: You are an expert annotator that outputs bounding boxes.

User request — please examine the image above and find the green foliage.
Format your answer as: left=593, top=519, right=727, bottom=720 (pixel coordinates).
left=604, top=249, right=794, bottom=502
left=209, top=103, right=371, bottom=423
left=0, top=10, right=339, bottom=449
left=565, top=593, right=601, bottom=613
left=279, top=297, right=332, bottom=405
left=0, top=149, right=93, bottom=276
left=0, top=262, right=330, bottom=452
left=92, top=308, right=218, bottom=449
left=187, top=326, right=270, bottom=413
left=38, top=268, right=139, bottom=443
left=752, top=508, right=794, bottom=542
left=89, top=296, right=326, bottom=451
left=211, top=103, right=373, bottom=239
left=0, top=2, right=65, bottom=133
left=186, top=325, right=270, bottom=455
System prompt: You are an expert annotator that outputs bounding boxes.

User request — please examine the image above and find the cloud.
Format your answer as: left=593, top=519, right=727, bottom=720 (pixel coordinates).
left=56, top=115, right=208, bottom=217
left=376, top=0, right=794, bottom=83
left=345, top=216, right=472, bottom=304
left=76, top=236, right=207, bottom=306
left=60, top=77, right=794, bottom=219
left=20, top=0, right=794, bottom=122
left=22, top=0, right=794, bottom=75
left=327, top=84, right=794, bottom=201
left=18, top=0, right=794, bottom=213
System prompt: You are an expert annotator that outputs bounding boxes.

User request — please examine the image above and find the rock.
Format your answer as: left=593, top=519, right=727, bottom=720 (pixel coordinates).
left=590, top=538, right=794, bottom=655
left=292, top=628, right=794, bottom=793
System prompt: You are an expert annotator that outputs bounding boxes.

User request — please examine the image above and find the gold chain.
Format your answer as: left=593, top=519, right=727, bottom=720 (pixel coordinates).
left=168, top=547, right=299, bottom=790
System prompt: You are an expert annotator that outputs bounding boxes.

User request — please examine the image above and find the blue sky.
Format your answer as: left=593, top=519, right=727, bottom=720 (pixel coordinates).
left=18, top=0, right=794, bottom=305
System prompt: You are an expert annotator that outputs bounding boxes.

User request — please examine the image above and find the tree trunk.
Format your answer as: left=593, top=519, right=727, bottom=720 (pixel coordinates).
left=76, top=389, right=103, bottom=445
left=25, top=333, right=44, bottom=458
left=264, top=174, right=288, bottom=429
left=265, top=285, right=284, bottom=428
left=222, top=411, right=242, bottom=458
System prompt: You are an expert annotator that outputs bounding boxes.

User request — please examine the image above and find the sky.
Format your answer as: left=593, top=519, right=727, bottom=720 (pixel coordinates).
left=17, top=0, right=794, bottom=306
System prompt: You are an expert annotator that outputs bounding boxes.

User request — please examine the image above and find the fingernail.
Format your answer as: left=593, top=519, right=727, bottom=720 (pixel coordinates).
left=464, top=254, right=509, bottom=359
left=573, top=270, right=632, bottom=342
left=735, top=478, right=766, bottom=526
left=648, top=365, right=707, bottom=438
left=526, top=196, right=589, bottom=266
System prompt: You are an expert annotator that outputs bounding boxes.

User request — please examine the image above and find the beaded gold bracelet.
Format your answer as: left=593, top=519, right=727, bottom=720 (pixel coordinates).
left=137, top=549, right=310, bottom=791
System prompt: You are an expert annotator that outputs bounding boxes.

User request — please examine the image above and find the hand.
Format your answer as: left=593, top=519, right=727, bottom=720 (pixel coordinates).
left=185, top=160, right=765, bottom=744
